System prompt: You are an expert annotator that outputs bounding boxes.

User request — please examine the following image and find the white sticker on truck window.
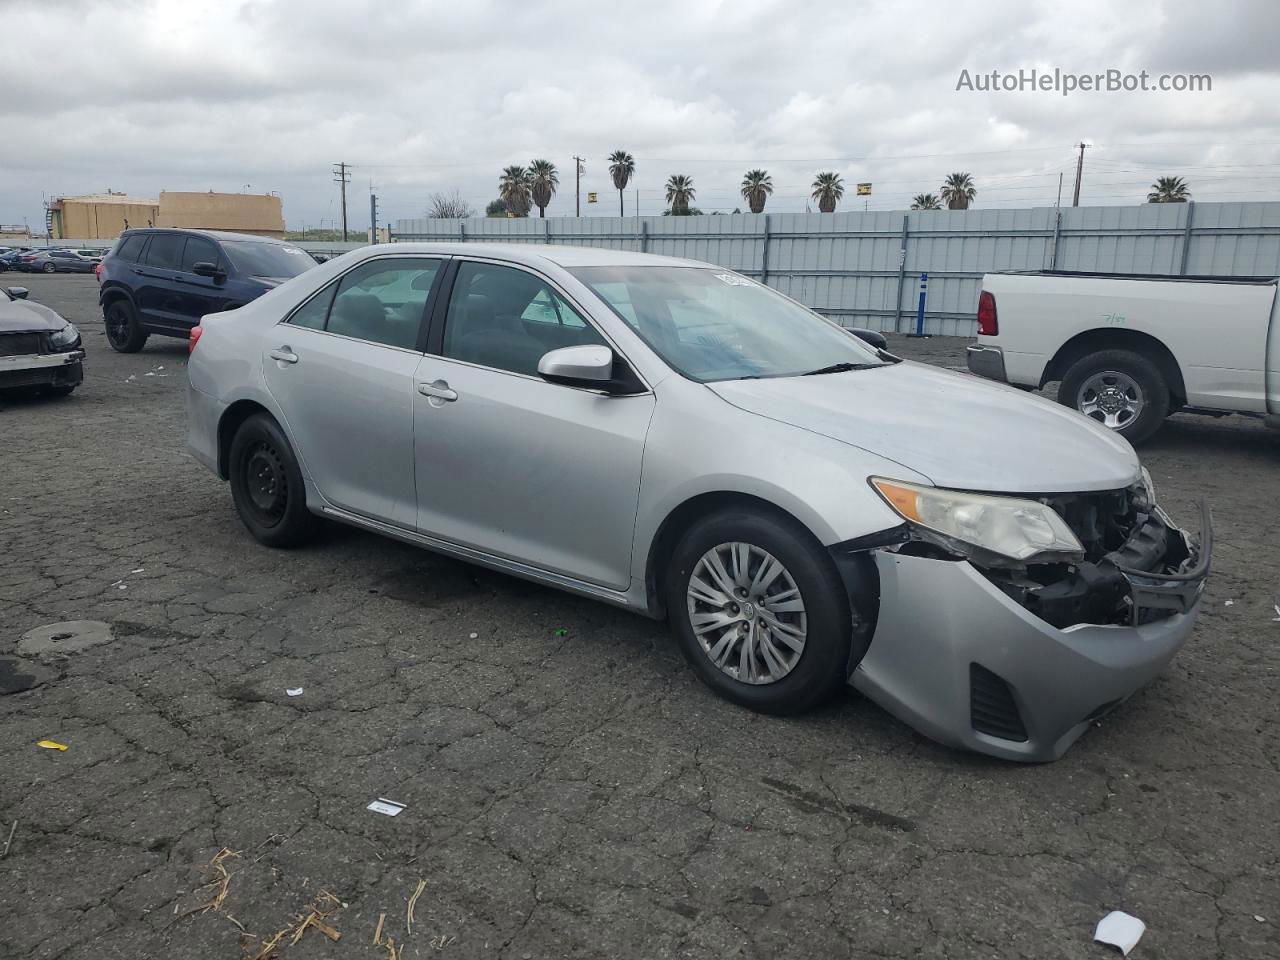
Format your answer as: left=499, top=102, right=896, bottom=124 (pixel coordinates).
left=713, top=273, right=753, bottom=286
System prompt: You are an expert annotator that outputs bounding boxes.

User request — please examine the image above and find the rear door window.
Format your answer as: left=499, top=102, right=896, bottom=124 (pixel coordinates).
left=145, top=234, right=185, bottom=270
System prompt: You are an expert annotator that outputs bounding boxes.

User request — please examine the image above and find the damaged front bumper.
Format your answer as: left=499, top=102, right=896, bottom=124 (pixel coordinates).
left=0, top=350, right=85, bottom=390
left=847, top=501, right=1210, bottom=762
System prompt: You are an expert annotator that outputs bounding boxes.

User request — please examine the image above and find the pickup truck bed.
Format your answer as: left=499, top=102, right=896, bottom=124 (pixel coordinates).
left=968, top=270, right=1280, bottom=443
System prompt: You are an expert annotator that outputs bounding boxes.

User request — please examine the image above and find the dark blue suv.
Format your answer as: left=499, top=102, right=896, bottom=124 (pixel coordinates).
left=98, top=229, right=316, bottom=352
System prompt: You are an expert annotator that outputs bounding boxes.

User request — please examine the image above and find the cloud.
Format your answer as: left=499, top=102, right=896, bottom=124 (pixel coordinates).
left=1, top=0, right=1277, bottom=230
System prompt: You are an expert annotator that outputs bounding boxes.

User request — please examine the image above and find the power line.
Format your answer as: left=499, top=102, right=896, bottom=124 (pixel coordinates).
left=332, top=162, right=351, bottom=241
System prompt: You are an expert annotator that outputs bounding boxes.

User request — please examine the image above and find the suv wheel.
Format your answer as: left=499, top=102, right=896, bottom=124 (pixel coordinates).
left=229, top=413, right=319, bottom=548
left=665, top=508, right=852, bottom=715
left=104, top=299, right=148, bottom=353
left=1058, top=349, right=1170, bottom=445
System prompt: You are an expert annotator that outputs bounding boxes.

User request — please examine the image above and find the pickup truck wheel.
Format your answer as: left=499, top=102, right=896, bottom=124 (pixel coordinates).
left=1059, top=349, right=1169, bottom=444
left=229, top=413, right=319, bottom=548
left=104, top=300, right=148, bottom=353
left=666, top=509, right=851, bottom=715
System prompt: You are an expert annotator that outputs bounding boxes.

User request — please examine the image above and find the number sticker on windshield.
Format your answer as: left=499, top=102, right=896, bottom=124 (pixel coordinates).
left=713, top=273, right=753, bottom=286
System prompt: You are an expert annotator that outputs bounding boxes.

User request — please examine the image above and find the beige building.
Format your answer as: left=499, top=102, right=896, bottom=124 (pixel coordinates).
left=50, top=190, right=285, bottom=240
left=157, top=191, right=284, bottom=238
left=48, top=193, right=159, bottom=239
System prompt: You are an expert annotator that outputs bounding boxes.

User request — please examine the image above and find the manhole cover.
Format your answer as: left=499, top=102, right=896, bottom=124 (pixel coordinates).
left=17, top=620, right=113, bottom=657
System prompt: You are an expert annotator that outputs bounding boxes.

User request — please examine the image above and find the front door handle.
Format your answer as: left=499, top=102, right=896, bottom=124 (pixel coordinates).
left=269, top=347, right=299, bottom=364
left=418, top=380, right=457, bottom=402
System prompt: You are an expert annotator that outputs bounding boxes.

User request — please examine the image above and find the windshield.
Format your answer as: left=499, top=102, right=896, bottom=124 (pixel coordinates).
left=221, top=241, right=315, bottom=279
left=570, top=266, right=887, bottom=382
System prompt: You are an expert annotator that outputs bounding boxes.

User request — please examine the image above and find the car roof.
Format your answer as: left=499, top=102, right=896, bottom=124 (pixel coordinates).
left=371, top=242, right=713, bottom=270
left=120, top=228, right=293, bottom=245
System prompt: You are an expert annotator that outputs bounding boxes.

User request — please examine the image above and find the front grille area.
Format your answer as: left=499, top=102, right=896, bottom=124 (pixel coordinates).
left=0, top=333, right=43, bottom=357
left=970, top=663, right=1028, bottom=742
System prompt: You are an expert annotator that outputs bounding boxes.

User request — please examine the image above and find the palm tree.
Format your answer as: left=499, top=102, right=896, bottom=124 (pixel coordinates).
left=1147, top=176, right=1190, bottom=203
left=741, top=170, right=773, bottom=214
left=811, top=172, right=844, bottom=213
left=608, top=150, right=635, bottom=216
left=665, top=175, right=696, bottom=215
left=940, top=172, right=976, bottom=209
left=498, top=165, right=532, bottom=217
left=911, top=193, right=941, bottom=210
left=528, top=159, right=558, bottom=217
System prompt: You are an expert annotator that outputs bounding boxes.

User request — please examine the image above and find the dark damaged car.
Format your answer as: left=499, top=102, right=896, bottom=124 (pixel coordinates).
left=0, top=285, right=84, bottom=397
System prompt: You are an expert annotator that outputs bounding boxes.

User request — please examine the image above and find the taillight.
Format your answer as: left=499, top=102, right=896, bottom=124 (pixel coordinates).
left=977, top=290, right=998, bottom=336
left=189, top=325, right=203, bottom=354
left=95, top=262, right=104, bottom=282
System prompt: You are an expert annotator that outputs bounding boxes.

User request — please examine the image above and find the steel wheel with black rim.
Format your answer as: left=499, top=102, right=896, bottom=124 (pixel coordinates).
left=666, top=507, right=852, bottom=714
left=1058, top=348, right=1169, bottom=445
left=228, top=412, right=318, bottom=547
left=103, top=299, right=148, bottom=353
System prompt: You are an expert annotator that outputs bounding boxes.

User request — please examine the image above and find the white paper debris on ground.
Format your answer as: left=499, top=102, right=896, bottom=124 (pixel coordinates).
left=1094, top=910, right=1145, bottom=956
left=286, top=687, right=304, bottom=697
left=1224, top=600, right=1234, bottom=606
left=1254, top=915, right=1266, bottom=923
left=367, top=798, right=406, bottom=817
left=131, top=568, right=144, bottom=574
left=469, top=632, right=478, bottom=639
left=1272, top=605, right=1280, bottom=623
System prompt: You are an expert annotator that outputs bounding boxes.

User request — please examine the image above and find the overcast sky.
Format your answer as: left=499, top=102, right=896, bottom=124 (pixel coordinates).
left=3, top=0, right=1279, bottom=232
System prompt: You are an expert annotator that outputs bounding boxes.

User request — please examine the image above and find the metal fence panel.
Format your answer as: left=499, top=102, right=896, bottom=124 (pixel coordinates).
left=390, top=201, right=1280, bottom=336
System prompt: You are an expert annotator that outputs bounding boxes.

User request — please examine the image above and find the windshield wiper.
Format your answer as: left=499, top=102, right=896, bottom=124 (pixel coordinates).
left=801, top=361, right=881, bottom=376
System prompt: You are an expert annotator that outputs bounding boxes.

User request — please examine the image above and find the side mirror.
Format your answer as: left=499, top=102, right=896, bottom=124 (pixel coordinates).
left=537, top=344, right=615, bottom=388
left=6, top=286, right=29, bottom=300
left=848, top=327, right=887, bottom=350
left=192, top=261, right=224, bottom=279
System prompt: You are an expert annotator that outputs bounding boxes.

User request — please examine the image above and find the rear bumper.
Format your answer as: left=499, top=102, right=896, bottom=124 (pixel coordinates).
left=965, top=344, right=1007, bottom=382
left=0, top=351, right=84, bottom=390
left=186, top=383, right=226, bottom=476
left=851, top=529, right=1207, bottom=762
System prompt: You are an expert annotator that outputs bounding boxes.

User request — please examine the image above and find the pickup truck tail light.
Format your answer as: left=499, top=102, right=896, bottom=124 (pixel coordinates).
left=977, top=290, right=998, bottom=336
left=189, top=325, right=203, bottom=354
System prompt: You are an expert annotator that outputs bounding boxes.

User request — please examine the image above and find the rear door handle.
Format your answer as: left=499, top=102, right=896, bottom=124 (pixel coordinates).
left=269, top=347, right=299, bottom=364
left=418, top=380, right=457, bottom=402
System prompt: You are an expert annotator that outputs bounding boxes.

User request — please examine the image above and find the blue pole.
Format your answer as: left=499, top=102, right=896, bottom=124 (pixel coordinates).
left=915, top=272, right=928, bottom=336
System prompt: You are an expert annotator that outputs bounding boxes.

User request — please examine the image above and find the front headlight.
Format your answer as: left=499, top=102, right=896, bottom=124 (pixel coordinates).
left=49, top=322, right=80, bottom=349
left=871, top=477, right=1084, bottom=563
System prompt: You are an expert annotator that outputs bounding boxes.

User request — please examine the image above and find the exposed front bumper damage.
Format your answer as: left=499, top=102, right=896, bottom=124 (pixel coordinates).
left=0, top=350, right=85, bottom=390
left=845, top=494, right=1210, bottom=762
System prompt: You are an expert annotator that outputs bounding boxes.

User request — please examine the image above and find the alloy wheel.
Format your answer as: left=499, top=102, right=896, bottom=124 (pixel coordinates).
left=686, top=541, right=807, bottom=685
left=1077, top=370, right=1144, bottom=430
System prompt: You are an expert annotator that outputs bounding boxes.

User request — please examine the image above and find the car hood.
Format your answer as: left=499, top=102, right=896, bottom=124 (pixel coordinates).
left=0, top=297, right=66, bottom=333
left=709, top=360, right=1140, bottom=494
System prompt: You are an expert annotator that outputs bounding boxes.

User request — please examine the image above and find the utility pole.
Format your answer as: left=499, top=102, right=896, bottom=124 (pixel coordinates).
left=1071, top=142, right=1088, bottom=207
left=1056, top=172, right=1063, bottom=208
left=369, top=193, right=378, bottom=244
left=573, top=156, right=585, bottom=216
left=333, top=162, right=351, bottom=240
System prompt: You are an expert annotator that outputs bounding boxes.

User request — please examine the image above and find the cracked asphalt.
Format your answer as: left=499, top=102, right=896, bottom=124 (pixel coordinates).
left=1, top=272, right=1278, bottom=959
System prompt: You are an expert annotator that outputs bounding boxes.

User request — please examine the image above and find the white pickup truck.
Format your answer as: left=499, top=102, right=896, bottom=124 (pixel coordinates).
left=967, top=271, right=1280, bottom=443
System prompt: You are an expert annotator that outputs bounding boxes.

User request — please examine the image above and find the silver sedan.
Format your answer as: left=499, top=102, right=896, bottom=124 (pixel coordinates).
left=186, top=244, right=1209, bottom=761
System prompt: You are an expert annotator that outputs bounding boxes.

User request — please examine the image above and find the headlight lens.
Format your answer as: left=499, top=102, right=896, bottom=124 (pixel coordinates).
left=871, top=477, right=1084, bottom=562
left=49, top=322, right=80, bottom=349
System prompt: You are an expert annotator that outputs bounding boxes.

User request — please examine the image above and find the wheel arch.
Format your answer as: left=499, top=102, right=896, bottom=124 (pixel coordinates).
left=1043, top=328, right=1187, bottom=405
left=99, top=283, right=137, bottom=313
left=216, top=399, right=274, bottom=480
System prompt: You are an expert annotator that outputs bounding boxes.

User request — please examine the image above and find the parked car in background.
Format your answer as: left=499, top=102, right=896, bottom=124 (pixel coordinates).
left=0, top=284, right=84, bottom=397
left=19, top=249, right=100, bottom=274
left=71, top=248, right=106, bottom=262
left=98, top=228, right=317, bottom=352
left=0, top=248, right=34, bottom=272
left=187, top=244, right=1210, bottom=761
left=969, top=270, right=1280, bottom=442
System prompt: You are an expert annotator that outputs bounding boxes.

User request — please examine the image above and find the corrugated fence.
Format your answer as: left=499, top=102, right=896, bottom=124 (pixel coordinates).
left=391, top=201, right=1280, bottom=337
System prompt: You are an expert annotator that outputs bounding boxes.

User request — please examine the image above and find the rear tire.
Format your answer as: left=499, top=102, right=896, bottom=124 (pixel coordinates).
left=1058, top=349, right=1169, bottom=445
left=42, top=261, right=55, bottom=274
left=229, top=413, right=319, bottom=548
left=665, top=508, right=851, bottom=715
left=104, top=299, right=148, bottom=353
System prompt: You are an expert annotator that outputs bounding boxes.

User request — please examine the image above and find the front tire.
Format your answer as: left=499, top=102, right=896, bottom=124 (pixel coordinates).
left=228, top=413, right=318, bottom=548
left=42, top=261, right=55, bottom=274
left=665, top=508, right=852, bottom=715
left=1058, top=349, right=1170, bottom=445
left=104, top=299, right=148, bottom=353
